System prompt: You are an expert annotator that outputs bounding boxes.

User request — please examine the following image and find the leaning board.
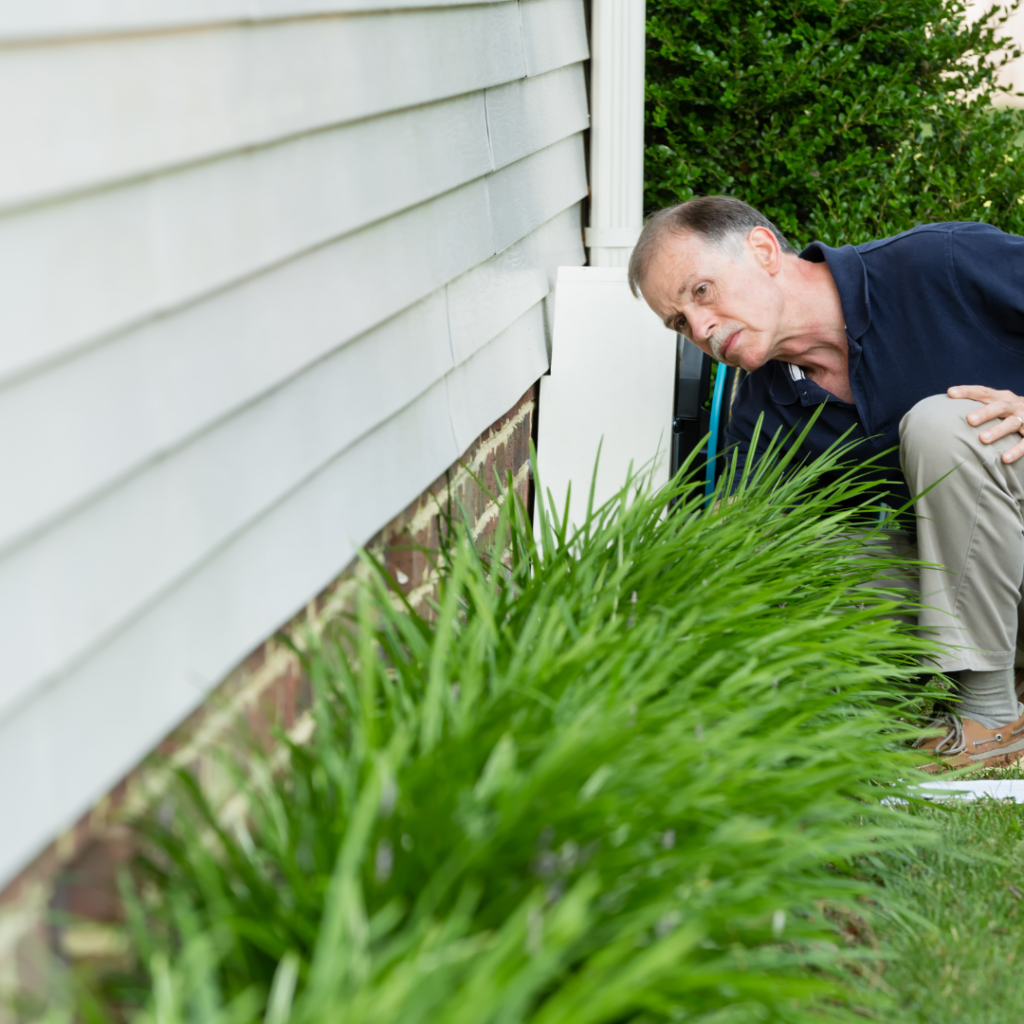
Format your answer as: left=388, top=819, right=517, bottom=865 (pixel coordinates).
left=536, top=266, right=675, bottom=535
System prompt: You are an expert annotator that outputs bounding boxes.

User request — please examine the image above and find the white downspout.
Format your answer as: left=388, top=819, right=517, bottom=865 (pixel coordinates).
left=584, top=0, right=647, bottom=268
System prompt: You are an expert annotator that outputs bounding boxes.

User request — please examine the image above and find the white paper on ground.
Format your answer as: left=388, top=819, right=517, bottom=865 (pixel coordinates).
left=914, top=779, right=1024, bottom=803
left=535, top=266, right=676, bottom=536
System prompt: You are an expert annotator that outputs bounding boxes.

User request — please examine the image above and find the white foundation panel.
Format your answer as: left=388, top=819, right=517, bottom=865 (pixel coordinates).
left=536, top=266, right=676, bottom=535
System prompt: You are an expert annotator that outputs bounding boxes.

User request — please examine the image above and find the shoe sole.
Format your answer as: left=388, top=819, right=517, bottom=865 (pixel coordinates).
left=967, top=731, right=1024, bottom=768
left=920, top=741, right=1024, bottom=773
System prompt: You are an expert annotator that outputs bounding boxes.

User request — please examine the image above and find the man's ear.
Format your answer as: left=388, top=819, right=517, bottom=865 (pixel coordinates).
left=747, top=226, right=782, bottom=275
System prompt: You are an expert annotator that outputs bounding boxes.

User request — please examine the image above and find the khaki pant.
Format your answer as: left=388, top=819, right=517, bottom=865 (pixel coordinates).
left=897, top=394, right=1024, bottom=672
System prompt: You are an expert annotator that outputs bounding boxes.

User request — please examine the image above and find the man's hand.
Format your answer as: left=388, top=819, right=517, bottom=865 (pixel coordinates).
left=948, top=385, right=1024, bottom=464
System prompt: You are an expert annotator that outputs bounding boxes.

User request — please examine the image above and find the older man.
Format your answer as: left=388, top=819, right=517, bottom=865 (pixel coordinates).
left=629, top=195, right=1024, bottom=768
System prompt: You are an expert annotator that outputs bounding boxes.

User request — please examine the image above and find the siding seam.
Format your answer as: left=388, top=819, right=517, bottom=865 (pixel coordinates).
left=1, top=132, right=585, bottom=393
left=0, top=3, right=517, bottom=48
left=0, top=96, right=493, bottom=221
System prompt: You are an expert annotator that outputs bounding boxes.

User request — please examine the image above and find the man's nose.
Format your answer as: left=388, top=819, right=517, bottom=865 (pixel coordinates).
left=689, top=311, right=717, bottom=343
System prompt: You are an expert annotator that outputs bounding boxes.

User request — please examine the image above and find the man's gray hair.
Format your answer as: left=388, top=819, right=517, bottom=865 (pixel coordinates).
left=627, top=196, right=797, bottom=298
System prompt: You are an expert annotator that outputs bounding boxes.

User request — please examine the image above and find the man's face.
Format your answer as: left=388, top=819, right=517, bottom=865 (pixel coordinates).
left=639, top=228, right=784, bottom=371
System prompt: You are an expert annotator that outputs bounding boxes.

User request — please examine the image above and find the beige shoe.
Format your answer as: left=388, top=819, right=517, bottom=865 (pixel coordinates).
left=914, top=709, right=1024, bottom=772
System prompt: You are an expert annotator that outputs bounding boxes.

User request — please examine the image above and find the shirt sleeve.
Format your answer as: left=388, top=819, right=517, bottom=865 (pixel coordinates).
left=950, top=222, right=1024, bottom=337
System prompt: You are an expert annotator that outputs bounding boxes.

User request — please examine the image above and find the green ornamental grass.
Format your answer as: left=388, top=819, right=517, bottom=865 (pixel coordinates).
left=73, top=428, right=951, bottom=1024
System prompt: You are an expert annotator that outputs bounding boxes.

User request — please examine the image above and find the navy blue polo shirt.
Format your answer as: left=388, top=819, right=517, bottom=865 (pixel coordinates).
left=724, top=221, right=1024, bottom=503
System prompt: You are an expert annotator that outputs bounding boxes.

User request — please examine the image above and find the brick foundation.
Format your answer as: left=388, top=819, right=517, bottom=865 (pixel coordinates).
left=0, top=385, right=537, bottom=1006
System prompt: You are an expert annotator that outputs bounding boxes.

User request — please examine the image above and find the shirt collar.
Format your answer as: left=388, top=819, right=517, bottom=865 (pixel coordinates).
left=799, top=241, right=871, bottom=341
left=767, top=359, right=800, bottom=405
left=766, top=358, right=845, bottom=408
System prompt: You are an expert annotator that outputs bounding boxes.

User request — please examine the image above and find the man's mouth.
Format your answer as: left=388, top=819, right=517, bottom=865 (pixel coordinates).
left=718, top=331, right=740, bottom=362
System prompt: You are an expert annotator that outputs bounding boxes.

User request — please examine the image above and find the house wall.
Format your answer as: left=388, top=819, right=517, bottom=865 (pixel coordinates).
left=964, top=0, right=1024, bottom=106
left=0, top=0, right=587, bottom=892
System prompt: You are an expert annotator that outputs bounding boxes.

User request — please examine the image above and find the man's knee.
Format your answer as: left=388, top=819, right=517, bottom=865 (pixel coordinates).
left=900, top=394, right=981, bottom=472
left=900, top=394, right=980, bottom=444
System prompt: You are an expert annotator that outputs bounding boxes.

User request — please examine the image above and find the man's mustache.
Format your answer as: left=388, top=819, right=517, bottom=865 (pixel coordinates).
left=707, top=323, right=742, bottom=361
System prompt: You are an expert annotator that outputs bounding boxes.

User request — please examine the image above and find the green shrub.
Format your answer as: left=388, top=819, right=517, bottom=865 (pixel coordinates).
left=93, top=437, right=940, bottom=1024
left=645, top=0, right=1024, bottom=246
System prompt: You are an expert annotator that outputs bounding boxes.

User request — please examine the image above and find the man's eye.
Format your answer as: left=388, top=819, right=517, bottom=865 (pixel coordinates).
left=695, top=284, right=708, bottom=298
left=675, top=317, right=688, bottom=332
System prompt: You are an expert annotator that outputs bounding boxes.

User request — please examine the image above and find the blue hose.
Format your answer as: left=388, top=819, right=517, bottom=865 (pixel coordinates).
left=705, top=366, right=728, bottom=502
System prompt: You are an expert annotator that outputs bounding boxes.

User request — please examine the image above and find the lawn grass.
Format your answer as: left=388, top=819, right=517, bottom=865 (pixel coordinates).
left=867, top=766, right=1024, bottom=1022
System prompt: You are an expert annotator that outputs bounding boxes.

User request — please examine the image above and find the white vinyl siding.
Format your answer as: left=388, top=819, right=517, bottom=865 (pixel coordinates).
left=0, top=0, right=587, bottom=886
